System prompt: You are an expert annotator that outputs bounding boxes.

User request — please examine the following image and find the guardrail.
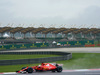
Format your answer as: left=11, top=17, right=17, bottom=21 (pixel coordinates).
left=0, top=51, right=72, bottom=65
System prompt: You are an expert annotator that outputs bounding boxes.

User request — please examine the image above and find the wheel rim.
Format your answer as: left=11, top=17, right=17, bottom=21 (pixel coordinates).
left=59, top=68, right=62, bottom=72
left=29, top=68, right=33, bottom=72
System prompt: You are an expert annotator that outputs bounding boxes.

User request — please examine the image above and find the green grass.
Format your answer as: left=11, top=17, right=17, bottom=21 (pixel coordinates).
left=0, top=53, right=100, bottom=72
left=0, top=54, right=59, bottom=60
left=56, top=53, right=100, bottom=69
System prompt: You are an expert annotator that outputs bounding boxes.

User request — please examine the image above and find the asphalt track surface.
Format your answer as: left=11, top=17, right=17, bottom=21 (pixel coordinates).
left=2, top=70, right=100, bottom=75
left=1, top=47, right=100, bottom=75
left=26, top=71, right=100, bottom=75
left=1, top=47, right=100, bottom=53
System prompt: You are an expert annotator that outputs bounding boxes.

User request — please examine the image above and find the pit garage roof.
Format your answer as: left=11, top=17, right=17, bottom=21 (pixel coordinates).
left=31, top=27, right=46, bottom=34
left=21, top=27, right=34, bottom=34
left=0, top=27, right=12, bottom=33
left=62, top=28, right=78, bottom=34
left=42, top=28, right=57, bottom=34
left=9, top=27, right=24, bottom=33
left=52, top=28, right=67, bottom=34
left=0, top=27, right=100, bottom=35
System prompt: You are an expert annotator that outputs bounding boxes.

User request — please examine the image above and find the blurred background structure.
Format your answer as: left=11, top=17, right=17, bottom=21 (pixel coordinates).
left=0, top=24, right=100, bottom=46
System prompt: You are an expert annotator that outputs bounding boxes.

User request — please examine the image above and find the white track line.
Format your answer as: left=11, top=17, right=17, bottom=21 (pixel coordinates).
left=0, top=72, right=17, bottom=74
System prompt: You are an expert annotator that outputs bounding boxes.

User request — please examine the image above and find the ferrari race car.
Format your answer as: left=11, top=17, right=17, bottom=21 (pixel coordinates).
left=16, top=63, right=63, bottom=73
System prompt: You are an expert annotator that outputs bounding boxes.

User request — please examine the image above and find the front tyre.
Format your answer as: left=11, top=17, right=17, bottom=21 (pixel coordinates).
left=27, top=67, right=33, bottom=73
left=56, top=66, right=63, bottom=72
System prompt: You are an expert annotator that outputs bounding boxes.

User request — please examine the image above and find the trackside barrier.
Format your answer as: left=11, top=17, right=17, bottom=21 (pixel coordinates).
left=0, top=51, right=72, bottom=65
left=56, top=45, right=85, bottom=47
left=58, top=40, right=94, bottom=46
left=0, top=40, right=95, bottom=51
left=0, top=43, right=49, bottom=50
left=96, top=44, right=100, bottom=46
left=58, top=40, right=95, bottom=47
left=85, top=44, right=95, bottom=47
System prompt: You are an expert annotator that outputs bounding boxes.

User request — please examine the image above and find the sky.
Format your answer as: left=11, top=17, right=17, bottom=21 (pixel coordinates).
left=0, top=0, right=100, bottom=28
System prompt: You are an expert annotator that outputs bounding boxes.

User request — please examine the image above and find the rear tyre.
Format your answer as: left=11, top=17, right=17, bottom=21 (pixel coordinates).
left=56, top=66, right=63, bottom=72
left=27, top=67, right=33, bottom=73
left=52, top=69, right=56, bottom=72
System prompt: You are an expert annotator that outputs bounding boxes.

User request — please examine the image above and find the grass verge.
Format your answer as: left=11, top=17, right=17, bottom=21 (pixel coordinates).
left=56, top=53, right=100, bottom=69
left=0, top=53, right=100, bottom=72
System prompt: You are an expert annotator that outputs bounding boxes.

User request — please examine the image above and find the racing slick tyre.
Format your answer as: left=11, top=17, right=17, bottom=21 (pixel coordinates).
left=27, top=67, right=33, bottom=73
left=21, top=67, right=26, bottom=70
left=52, top=69, right=56, bottom=72
left=56, top=66, right=63, bottom=72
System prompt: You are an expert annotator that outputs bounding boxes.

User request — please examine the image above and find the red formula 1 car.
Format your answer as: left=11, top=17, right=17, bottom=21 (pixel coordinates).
left=16, top=63, right=63, bottom=73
